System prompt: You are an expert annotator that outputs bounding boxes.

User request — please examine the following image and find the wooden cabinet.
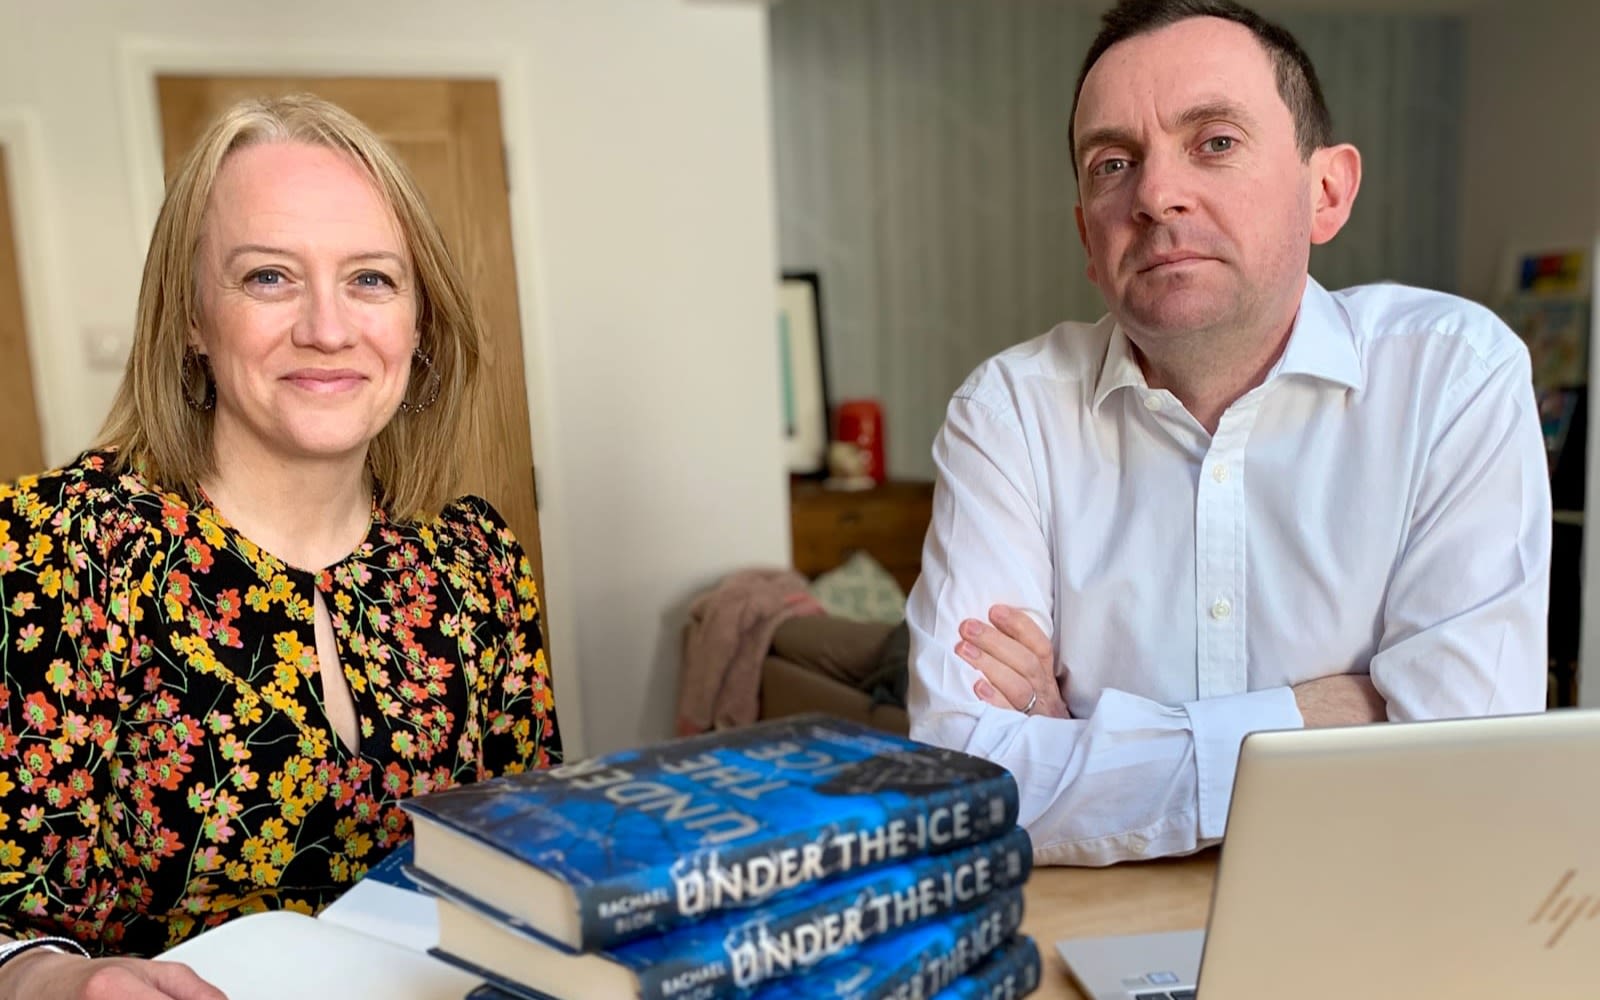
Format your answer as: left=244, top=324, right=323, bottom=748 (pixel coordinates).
left=789, top=480, right=934, bottom=594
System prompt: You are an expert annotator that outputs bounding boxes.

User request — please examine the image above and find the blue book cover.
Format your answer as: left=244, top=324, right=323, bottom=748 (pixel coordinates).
left=934, top=935, right=1042, bottom=999
left=361, top=839, right=421, bottom=892
left=455, top=884, right=1026, bottom=1000
left=427, top=826, right=1033, bottom=1000
left=401, top=714, right=1020, bottom=952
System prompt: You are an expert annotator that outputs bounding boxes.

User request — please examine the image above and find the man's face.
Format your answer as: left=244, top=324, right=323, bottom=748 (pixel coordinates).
left=1073, top=17, right=1316, bottom=345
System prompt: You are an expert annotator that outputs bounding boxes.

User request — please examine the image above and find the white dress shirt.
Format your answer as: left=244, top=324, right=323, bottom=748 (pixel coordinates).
left=906, top=278, right=1551, bottom=866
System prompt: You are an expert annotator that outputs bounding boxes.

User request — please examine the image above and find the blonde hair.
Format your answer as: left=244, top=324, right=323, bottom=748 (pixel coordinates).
left=98, top=93, right=482, bottom=522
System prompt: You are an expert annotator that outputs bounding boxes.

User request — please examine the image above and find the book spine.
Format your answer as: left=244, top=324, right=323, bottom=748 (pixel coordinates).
left=930, top=935, right=1042, bottom=1000
left=864, top=889, right=1025, bottom=1000
left=728, top=887, right=1023, bottom=1000
left=801, top=886, right=1025, bottom=1000
left=582, top=773, right=1021, bottom=949
left=454, top=965, right=558, bottom=1000
left=635, top=827, right=1034, bottom=1000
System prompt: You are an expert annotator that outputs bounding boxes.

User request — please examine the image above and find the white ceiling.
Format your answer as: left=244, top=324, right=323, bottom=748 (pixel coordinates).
left=754, top=0, right=1506, bottom=8
left=1056, top=0, right=1526, bottom=12
left=1251, top=0, right=1498, bottom=10
left=757, top=0, right=1557, bottom=19
left=755, top=0, right=1516, bottom=11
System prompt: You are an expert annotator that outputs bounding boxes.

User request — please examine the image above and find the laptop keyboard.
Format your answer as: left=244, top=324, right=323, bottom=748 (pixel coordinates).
left=1133, top=991, right=1196, bottom=999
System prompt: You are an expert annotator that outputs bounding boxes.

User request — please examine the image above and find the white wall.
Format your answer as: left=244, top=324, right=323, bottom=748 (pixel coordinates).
left=1457, top=0, right=1600, bottom=302
left=0, top=0, right=791, bottom=755
left=1458, top=0, right=1600, bottom=707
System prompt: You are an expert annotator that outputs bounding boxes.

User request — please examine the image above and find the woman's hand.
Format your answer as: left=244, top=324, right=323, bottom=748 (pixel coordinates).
left=956, top=604, right=1071, bottom=719
left=0, top=949, right=228, bottom=1000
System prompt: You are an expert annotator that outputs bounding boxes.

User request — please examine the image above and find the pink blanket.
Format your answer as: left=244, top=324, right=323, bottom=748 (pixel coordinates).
left=677, top=568, right=824, bottom=735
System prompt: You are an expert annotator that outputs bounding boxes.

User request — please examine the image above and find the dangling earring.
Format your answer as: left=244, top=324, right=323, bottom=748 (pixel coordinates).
left=182, top=348, right=216, bottom=411
left=400, top=347, right=441, bottom=413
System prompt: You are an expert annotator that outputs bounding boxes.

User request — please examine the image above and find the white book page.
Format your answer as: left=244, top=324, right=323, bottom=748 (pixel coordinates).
left=318, top=875, right=440, bottom=954
left=161, top=910, right=477, bottom=1000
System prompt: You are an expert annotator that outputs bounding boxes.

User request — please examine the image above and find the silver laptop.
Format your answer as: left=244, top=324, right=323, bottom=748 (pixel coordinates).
left=1059, top=709, right=1600, bottom=999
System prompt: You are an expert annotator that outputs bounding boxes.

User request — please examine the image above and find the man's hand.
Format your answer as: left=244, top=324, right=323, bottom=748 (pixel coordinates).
left=1292, top=674, right=1387, bottom=728
left=0, top=949, right=228, bottom=1000
left=956, top=605, right=1070, bottom=719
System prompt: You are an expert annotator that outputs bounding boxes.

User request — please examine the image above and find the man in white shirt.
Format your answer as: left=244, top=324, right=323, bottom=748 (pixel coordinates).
left=905, top=0, right=1550, bottom=867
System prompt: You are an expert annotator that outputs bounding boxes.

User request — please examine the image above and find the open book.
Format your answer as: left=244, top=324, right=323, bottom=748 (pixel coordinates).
left=315, top=841, right=440, bottom=953
left=159, top=843, right=478, bottom=1000
left=158, top=911, right=477, bottom=1000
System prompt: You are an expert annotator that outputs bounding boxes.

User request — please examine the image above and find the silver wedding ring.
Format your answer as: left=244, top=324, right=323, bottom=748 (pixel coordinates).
left=1022, top=691, right=1038, bottom=716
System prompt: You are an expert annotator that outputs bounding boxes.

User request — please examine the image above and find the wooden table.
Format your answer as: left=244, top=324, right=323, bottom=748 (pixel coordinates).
left=1019, top=851, right=1217, bottom=999
left=164, top=852, right=1218, bottom=999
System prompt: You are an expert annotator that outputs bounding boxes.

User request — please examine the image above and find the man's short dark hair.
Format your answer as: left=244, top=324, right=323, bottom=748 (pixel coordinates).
left=1070, top=0, right=1333, bottom=171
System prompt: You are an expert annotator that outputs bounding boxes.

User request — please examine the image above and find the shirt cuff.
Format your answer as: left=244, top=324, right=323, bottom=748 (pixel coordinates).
left=1184, top=687, right=1303, bottom=839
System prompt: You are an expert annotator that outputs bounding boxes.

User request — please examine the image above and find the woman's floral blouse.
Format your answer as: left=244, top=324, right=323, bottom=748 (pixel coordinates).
left=0, top=451, right=561, bottom=955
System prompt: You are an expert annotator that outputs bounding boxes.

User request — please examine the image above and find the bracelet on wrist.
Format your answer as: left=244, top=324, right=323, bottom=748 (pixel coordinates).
left=0, top=935, right=90, bottom=969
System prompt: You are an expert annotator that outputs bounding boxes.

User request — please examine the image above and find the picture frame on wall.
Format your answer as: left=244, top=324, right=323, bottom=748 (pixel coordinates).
left=777, top=271, right=830, bottom=475
left=1497, top=244, right=1592, bottom=300
left=1495, top=243, right=1593, bottom=396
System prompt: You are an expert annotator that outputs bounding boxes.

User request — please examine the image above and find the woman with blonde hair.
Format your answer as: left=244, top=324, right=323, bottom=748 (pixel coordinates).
left=0, top=94, right=560, bottom=999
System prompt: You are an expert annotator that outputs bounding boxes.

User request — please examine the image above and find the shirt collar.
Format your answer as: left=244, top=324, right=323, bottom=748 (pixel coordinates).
left=1091, top=320, right=1147, bottom=412
left=1271, top=276, right=1364, bottom=391
left=1090, top=276, right=1364, bottom=413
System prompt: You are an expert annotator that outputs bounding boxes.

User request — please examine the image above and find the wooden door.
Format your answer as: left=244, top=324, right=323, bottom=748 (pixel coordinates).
left=156, top=77, right=547, bottom=620
left=0, top=145, right=46, bottom=482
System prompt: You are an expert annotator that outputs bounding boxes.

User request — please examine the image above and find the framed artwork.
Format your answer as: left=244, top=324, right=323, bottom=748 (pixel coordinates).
left=777, top=271, right=830, bottom=475
left=1498, top=245, right=1592, bottom=300
left=1496, top=244, right=1593, bottom=395
left=1503, top=294, right=1590, bottom=392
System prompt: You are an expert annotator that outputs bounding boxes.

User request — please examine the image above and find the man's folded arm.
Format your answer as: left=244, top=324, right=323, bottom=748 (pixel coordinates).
left=1369, top=345, right=1550, bottom=720
left=906, top=395, right=1301, bottom=866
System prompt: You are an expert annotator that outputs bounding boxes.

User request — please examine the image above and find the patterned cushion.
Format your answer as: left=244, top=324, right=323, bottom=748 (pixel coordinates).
left=808, top=551, right=907, bottom=624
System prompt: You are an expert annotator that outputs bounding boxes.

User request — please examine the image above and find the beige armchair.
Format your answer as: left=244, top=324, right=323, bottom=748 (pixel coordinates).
left=759, top=615, right=910, bottom=735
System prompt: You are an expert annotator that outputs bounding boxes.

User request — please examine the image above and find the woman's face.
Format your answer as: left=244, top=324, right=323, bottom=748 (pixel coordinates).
left=193, top=140, right=419, bottom=472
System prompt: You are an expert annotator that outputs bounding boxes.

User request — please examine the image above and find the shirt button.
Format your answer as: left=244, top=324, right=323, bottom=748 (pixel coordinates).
left=1210, top=598, right=1233, bottom=621
left=1212, top=464, right=1229, bottom=484
left=1143, top=394, right=1163, bottom=412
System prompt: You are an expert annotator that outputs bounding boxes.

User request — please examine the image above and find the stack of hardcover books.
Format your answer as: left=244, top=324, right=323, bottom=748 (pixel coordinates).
left=401, top=714, right=1042, bottom=999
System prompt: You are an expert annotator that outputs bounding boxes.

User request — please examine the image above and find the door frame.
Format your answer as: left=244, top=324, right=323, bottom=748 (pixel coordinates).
left=115, top=39, right=584, bottom=756
left=0, top=109, right=67, bottom=466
